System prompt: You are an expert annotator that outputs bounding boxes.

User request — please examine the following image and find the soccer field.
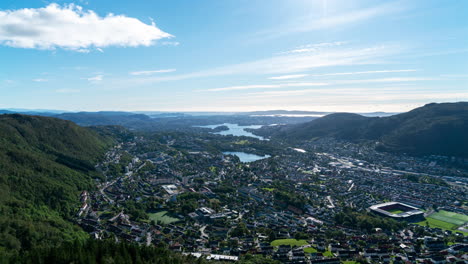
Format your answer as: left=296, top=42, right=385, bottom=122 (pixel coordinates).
left=429, top=210, right=468, bottom=226
left=148, top=211, right=180, bottom=224
left=386, top=209, right=405, bottom=214
left=270, top=239, right=308, bottom=247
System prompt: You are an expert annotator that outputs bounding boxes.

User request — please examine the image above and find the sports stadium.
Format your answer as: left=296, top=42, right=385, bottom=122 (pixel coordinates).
left=370, top=202, right=424, bottom=222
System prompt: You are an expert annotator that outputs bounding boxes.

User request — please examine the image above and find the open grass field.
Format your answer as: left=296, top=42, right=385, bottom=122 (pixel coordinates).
left=416, top=212, right=468, bottom=235
left=302, top=247, right=334, bottom=257
left=429, top=210, right=468, bottom=226
left=270, top=239, right=308, bottom=247
left=148, top=211, right=180, bottom=225
left=417, top=217, right=458, bottom=230
left=303, top=247, right=317, bottom=253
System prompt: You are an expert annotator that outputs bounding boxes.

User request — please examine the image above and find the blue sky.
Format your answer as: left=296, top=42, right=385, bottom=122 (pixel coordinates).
left=0, top=0, right=467, bottom=112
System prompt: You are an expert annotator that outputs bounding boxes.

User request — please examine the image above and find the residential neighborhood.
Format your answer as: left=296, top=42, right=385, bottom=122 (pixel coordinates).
left=76, top=133, right=468, bottom=263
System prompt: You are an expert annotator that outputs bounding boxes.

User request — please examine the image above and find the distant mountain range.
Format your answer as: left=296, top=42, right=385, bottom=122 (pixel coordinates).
left=2, top=103, right=466, bottom=157
left=0, top=108, right=397, bottom=117
left=258, top=102, right=468, bottom=157
left=240, top=110, right=397, bottom=117
left=54, top=111, right=152, bottom=126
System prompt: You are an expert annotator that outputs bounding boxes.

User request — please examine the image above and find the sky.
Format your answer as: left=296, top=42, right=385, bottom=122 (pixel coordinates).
left=0, top=0, right=467, bottom=113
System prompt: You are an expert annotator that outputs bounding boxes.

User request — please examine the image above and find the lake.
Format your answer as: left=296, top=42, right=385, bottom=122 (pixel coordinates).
left=223, top=152, right=270, bottom=163
left=195, top=123, right=265, bottom=140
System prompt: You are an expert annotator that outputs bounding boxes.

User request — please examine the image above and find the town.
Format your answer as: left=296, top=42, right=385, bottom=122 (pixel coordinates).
left=76, top=128, right=468, bottom=264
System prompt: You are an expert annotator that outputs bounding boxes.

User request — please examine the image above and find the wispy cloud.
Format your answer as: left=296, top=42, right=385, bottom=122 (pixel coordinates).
left=309, top=69, right=418, bottom=77
left=160, top=41, right=180, bottom=46
left=253, top=2, right=406, bottom=41
left=334, top=77, right=436, bottom=85
left=130, top=69, right=176, bottom=76
left=204, top=82, right=328, bottom=92
left=280, top=41, right=347, bottom=54
left=297, top=2, right=403, bottom=32
left=32, top=78, right=48, bottom=82
left=268, top=69, right=417, bottom=80
left=129, top=44, right=401, bottom=84
left=246, top=86, right=433, bottom=98
left=268, top=74, right=309, bottom=80
left=0, top=4, right=173, bottom=51
left=204, top=77, right=433, bottom=92
left=87, top=75, right=103, bottom=81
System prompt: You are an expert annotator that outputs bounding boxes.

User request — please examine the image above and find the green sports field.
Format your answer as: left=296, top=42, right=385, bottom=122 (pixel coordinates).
left=416, top=210, right=468, bottom=235
left=429, top=210, right=468, bottom=226
left=270, top=239, right=308, bottom=247
left=303, top=247, right=318, bottom=253
left=386, top=209, right=404, bottom=214
left=418, top=217, right=458, bottom=230
left=148, top=211, right=180, bottom=225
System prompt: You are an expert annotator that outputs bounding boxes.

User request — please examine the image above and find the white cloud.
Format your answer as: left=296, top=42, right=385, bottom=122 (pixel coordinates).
left=252, top=2, right=406, bottom=41
left=87, top=75, right=103, bottom=81
left=269, top=74, right=309, bottom=80
left=296, top=3, right=401, bottom=32
left=130, top=69, right=176, bottom=76
left=130, top=44, right=400, bottom=84
left=205, top=84, right=279, bottom=92
left=0, top=4, right=173, bottom=51
left=334, top=77, right=436, bottom=85
left=205, top=82, right=328, bottom=92
left=280, top=41, right=347, bottom=54
left=309, top=69, right=418, bottom=77
left=204, top=77, right=435, bottom=92
left=268, top=69, right=417, bottom=80
left=32, top=78, right=48, bottom=82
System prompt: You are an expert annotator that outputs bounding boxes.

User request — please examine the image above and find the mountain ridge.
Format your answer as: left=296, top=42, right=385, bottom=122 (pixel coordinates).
left=262, top=102, right=468, bottom=157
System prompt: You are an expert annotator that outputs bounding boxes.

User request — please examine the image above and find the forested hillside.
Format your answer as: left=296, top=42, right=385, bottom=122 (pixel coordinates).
left=266, top=102, right=468, bottom=157
left=0, top=114, right=114, bottom=258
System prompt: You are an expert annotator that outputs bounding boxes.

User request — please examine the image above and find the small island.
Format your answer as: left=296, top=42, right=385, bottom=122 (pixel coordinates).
left=211, top=125, right=229, bottom=132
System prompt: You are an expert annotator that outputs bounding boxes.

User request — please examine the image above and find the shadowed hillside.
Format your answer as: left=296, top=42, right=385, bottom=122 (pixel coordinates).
left=268, top=102, right=468, bottom=157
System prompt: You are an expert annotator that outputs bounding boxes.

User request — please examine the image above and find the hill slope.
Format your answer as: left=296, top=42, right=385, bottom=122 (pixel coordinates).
left=271, top=102, right=468, bottom=157
left=54, top=111, right=152, bottom=127
left=0, top=114, right=114, bottom=255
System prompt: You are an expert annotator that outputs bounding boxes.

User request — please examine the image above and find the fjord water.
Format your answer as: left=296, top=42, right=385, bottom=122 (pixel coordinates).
left=195, top=123, right=265, bottom=140
left=223, top=151, right=271, bottom=163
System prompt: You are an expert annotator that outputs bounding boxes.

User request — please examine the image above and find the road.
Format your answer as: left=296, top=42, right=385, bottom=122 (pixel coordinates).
left=146, top=231, right=152, bottom=246
left=199, top=225, right=209, bottom=239
left=326, top=196, right=335, bottom=208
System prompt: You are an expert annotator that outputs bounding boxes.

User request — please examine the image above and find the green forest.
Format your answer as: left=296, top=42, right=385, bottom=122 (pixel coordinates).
left=0, top=114, right=115, bottom=260
left=0, top=114, right=279, bottom=264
